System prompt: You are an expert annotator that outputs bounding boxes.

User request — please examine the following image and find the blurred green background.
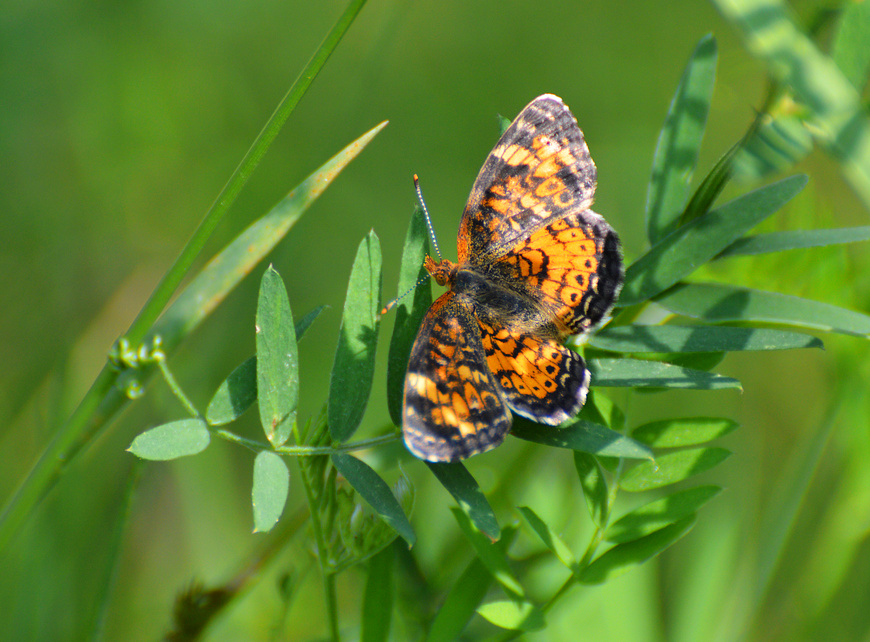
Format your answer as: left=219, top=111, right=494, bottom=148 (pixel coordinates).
left=2, top=0, right=869, bottom=640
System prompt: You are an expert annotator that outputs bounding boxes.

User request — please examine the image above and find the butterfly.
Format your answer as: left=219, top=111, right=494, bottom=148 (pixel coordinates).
left=402, top=94, right=623, bottom=462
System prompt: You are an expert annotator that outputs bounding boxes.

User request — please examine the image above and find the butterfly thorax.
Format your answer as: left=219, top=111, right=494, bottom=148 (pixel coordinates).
left=425, top=255, right=559, bottom=339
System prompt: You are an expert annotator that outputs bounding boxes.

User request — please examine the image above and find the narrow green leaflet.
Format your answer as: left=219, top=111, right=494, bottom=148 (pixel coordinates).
left=147, top=122, right=387, bottom=356
left=387, top=208, right=431, bottom=425
left=620, top=448, right=732, bottom=492
left=578, top=515, right=696, bottom=585
left=361, top=546, right=393, bottom=642
left=717, top=226, right=870, bottom=258
left=256, top=267, right=298, bottom=447
left=590, top=324, right=822, bottom=353
left=476, top=600, right=545, bottom=632
left=331, top=453, right=415, bottom=547
left=632, top=417, right=738, bottom=448
left=733, top=105, right=813, bottom=180
left=511, top=416, right=652, bottom=460
left=329, top=232, right=383, bottom=442
left=831, top=0, right=870, bottom=91
left=657, top=282, right=870, bottom=338
left=574, top=452, right=609, bottom=526
left=518, top=506, right=576, bottom=570
left=252, top=451, right=289, bottom=533
left=607, top=486, right=721, bottom=544
left=206, top=356, right=257, bottom=426
left=621, top=174, right=807, bottom=306
left=451, top=508, right=525, bottom=599
left=426, top=526, right=518, bottom=642
left=205, top=306, right=325, bottom=426
left=128, top=418, right=210, bottom=461
left=426, top=462, right=499, bottom=540
left=646, top=34, right=718, bottom=244
left=589, top=358, right=741, bottom=390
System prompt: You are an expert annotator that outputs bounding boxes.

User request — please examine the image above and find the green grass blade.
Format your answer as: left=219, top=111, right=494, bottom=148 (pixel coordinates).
left=386, top=208, right=431, bottom=426
left=128, top=418, right=210, bottom=461
left=657, top=282, right=870, bottom=337
left=361, top=545, right=394, bottom=642
left=622, top=174, right=808, bottom=306
left=590, top=324, right=822, bottom=353
left=632, top=417, right=738, bottom=448
left=607, top=486, right=721, bottom=544
left=579, top=515, right=696, bottom=584
left=733, top=102, right=813, bottom=180
left=256, top=267, right=298, bottom=447
left=646, top=34, right=718, bottom=244
left=511, top=416, right=653, bottom=460
left=124, top=0, right=370, bottom=350
left=252, top=451, right=290, bottom=533
left=426, top=461, right=499, bottom=540
left=717, top=226, right=870, bottom=258
left=589, top=358, right=742, bottom=390
left=329, top=231, right=383, bottom=442
left=620, top=448, right=732, bottom=492
left=713, top=0, right=870, bottom=210
left=331, top=453, right=415, bottom=547
left=151, top=122, right=387, bottom=353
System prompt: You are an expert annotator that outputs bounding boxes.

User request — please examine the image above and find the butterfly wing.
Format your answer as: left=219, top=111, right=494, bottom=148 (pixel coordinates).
left=402, top=291, right=511, bottom=462
left=457, top=94, right=598, bottom=265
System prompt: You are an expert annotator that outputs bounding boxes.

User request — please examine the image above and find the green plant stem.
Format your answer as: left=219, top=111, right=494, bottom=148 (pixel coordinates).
left=213, top=429, right=400, bottom=455
left=0, top=0, right=368, bottom=554
left=156, top=359, right=200, bottom=418
left=296, top=457, right=341, bottom=641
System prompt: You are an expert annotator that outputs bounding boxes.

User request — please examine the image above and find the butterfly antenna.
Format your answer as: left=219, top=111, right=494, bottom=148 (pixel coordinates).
left=379, top=271, right=432, bottom=318
left=414, top=174, right=442, bottom=261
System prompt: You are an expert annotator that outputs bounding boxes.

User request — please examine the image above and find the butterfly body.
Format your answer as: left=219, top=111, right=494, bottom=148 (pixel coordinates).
left=403, top=94, right=623, bottom=462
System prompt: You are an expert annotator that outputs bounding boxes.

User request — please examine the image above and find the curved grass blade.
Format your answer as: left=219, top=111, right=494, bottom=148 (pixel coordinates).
left=511, top=416, right=652, bottom=460
left=426, top=461, right=499, bottom=540
left=256, top=267, right=298, bottom=447
left=329, top=232, right=382, bottom=442
left=361, top=545, right=393, bottom=642
left=589, top=358, right=741, bottom=390
left=590, top=324, right=823, bottom=353
left=151, top=123, right=386, bottom=353
left=331, top=453, right=415, bottom=547
left=425, top=525, right=518, bottom=642
left=657, top=282, right=870, bottom=338
left=620, top=447, right=732, bottom=492
left=206, top=306, right=325, bottom=426
left=717, top=226, right=870, bottom=258
left=607, top=485, right=721, bottom=544
left=621, top=174, right=808, bottom=306
left=646, top=34, right=718, bottom=244
left=579, top=515, right=696, bottom=585
left=632, top=417, right=738, bottom=448
left=387, top=208, right=431, bottom=425
left=252, top=451, right=289, bottom=533
left=128, top=418, right=210, bottom=461
left=733, top=104, right=813, bottom=180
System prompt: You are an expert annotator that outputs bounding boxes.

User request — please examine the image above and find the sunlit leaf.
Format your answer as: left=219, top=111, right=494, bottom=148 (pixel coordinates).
left=574, top=452, right=609, bottom=526
left=451, top=508, right=525, bottom=599
left=632, top=417, right=738, bottom=447
left=512, top=416, right=652, bottom=460
left=718, top=226, right=870, bottom=258
left=607, top=485, right=721, bottom=543
left=518, top=506, right=576, bottom=570
left=590, top=324, right=822, bottom=353
left=128, top=418, right=210, bottom=461
left=476, top=600, right=545, bottom=632
left=620, top=448, right=732, bottom=492
left=426, top=462, right=499, bottom=540
left=589, top=358, right=741, bottom=390
left=252, top=451, right=289, bottom=533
